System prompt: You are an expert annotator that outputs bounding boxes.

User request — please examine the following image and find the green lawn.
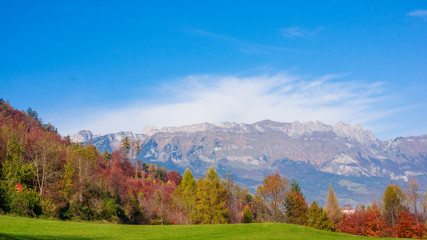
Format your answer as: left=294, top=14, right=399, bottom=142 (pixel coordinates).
left=0, top=215, right=400, bottom=240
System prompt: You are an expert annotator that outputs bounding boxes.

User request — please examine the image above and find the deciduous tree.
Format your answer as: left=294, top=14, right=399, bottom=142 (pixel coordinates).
left=383, top=184, right=404, bottom=227
left=29, top=138, right=63, bottom=198
left=194, top=166, right=229, bottom=224
left=325, top=185, right=341, bottom=230
left=364, top=203, right=390, bottom=237
left=405, top=178, right=421, bottom=218
left=174, top=168, right=196, bottom=224
left=256, top=173, right=288, bottom=222
left=394, top=210, right=425, bottom=239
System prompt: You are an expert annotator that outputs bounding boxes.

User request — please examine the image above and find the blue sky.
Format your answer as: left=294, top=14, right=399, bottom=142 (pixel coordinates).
left=1, top=1, right=426, bottom=140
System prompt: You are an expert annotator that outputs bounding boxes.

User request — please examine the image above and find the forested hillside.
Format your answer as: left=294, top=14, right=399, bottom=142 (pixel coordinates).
left=0, top=99, right=251, bottom=224
left=0, top=99, right=426, bottom=238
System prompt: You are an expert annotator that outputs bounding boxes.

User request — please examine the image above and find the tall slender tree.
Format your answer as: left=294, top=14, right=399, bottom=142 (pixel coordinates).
left=325, top=185, right=341, bottom=230
left=383, top=184, right=404, bottom=227
left=174, top=168, right=196, bottom=224
left=120, top=136, right=131, bottom=154
left=223, top=173, right=242, bottom=223
left=405, top=178, right=421, bottom=217
left=423, top=190, right=427, bottom=219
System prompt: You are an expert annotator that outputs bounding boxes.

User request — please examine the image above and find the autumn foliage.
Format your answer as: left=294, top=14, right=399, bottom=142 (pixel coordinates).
left=0, top=99, right=426, bottom=238
left=394, top=211, right=425, bottom=239
left=339, top=204, right=391, bottom=237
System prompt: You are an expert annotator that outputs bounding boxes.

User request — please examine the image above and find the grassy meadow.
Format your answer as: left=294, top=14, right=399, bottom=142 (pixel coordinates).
left=0, top=215, right=404, bottom=240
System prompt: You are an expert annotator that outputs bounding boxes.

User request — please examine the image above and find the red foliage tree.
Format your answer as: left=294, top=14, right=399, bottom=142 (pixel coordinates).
left=339, top=208, right=365, bottom=236
left=394, top=210, right=425, bottom=239
left=364, top=204, right=391, bottom=237
left=166, top=171, right=182, bottom=186
left=338, top=204, right=391, bottom=237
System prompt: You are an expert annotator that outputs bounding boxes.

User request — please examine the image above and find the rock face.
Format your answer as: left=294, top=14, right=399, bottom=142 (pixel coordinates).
left=70, top=130, right=95, bottom=143
left=72, top=120, right=427, bottom=206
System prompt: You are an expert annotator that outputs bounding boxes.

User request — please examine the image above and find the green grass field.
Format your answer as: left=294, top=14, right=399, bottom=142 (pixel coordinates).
left=0, top=215, right=401, bottom=240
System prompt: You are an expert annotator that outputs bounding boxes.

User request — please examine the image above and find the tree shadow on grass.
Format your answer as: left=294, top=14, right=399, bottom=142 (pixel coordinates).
left=0, top=233, right=102, bottom=240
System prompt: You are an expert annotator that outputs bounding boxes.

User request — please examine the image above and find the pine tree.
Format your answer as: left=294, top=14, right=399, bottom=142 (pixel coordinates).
left=383, top=184, right=404, bottom=227
left=306, top=201, right=332, bottom=230
left=242, top=205, right=254, bottom=223
left=285, top=179, right=308, bottom=225
left=325, top=185, right=341, bottom=230
left=120, top=136, right=130, bottom=154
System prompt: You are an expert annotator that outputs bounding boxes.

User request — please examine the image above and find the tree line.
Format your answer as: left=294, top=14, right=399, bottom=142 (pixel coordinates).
left=0, top=99, right=426, bottom=238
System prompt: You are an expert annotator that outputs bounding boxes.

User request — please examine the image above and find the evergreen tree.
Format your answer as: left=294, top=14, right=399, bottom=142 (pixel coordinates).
left=306, top=201, right=332, bottom=230
left=26, top=107, right=39, bottom=121
left=194, top=166, right=229, bottom=224
left=284, top=179, right=308, bottom=225
left=325, top=185, right=341, bottom=230
left=383, top=184, right=404, bottom=227
left=242, top=205, right=254, bottom=223
left=120, top=136, right=131, bottom=154
left=290, top=179, right=301, bottom=193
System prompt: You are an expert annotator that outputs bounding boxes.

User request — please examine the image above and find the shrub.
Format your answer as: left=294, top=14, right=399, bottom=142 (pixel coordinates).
left=242, top=205, right=254, bottom=223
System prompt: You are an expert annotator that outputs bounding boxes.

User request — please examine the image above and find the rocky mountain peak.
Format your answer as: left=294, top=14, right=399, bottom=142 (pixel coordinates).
left=159, top=122, right=217, bottom=134
left=287, top=120, right=332, bottom=137
left=141, top=126, right=159, bottom=136
left=333, top=122, right=378, bottom=145
left=70, top=130, right=94, bottom=143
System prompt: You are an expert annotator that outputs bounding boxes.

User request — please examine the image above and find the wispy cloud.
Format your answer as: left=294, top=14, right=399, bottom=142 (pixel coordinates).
left=190, top=29, right=301, bottom=54
left=408, top=9, right=427, bottom=19
left=281, top=26, right=323, bottom=38
left=56, top=73, right=397, bottom=139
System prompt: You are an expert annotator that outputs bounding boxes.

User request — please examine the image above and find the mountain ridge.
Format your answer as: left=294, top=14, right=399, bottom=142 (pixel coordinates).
left=71, top=120, right=427, bottom=206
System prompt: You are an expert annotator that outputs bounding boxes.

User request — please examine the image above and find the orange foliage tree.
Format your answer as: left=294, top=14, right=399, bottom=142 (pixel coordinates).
left=256, top=173, right=288, bottom=222
left=394, top=210, right=425, bottom=239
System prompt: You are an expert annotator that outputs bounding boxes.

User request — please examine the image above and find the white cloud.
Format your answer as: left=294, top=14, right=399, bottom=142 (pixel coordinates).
left=281, top=27, right=323, bottom=38
left=57, top=73, right=396, bottom=138
left=408, top=9, right=427, bottom=19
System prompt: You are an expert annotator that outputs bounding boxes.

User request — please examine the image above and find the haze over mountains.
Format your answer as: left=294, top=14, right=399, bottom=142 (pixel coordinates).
left=72, top=120, right=427, bottom=206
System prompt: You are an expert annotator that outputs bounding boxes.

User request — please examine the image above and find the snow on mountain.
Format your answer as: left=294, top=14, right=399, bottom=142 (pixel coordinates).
left=72, top=120, right=427, bottom=206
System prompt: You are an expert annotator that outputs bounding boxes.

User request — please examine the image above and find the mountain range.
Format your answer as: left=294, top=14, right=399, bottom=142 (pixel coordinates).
left=71, top=120, right=427, bottom=206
